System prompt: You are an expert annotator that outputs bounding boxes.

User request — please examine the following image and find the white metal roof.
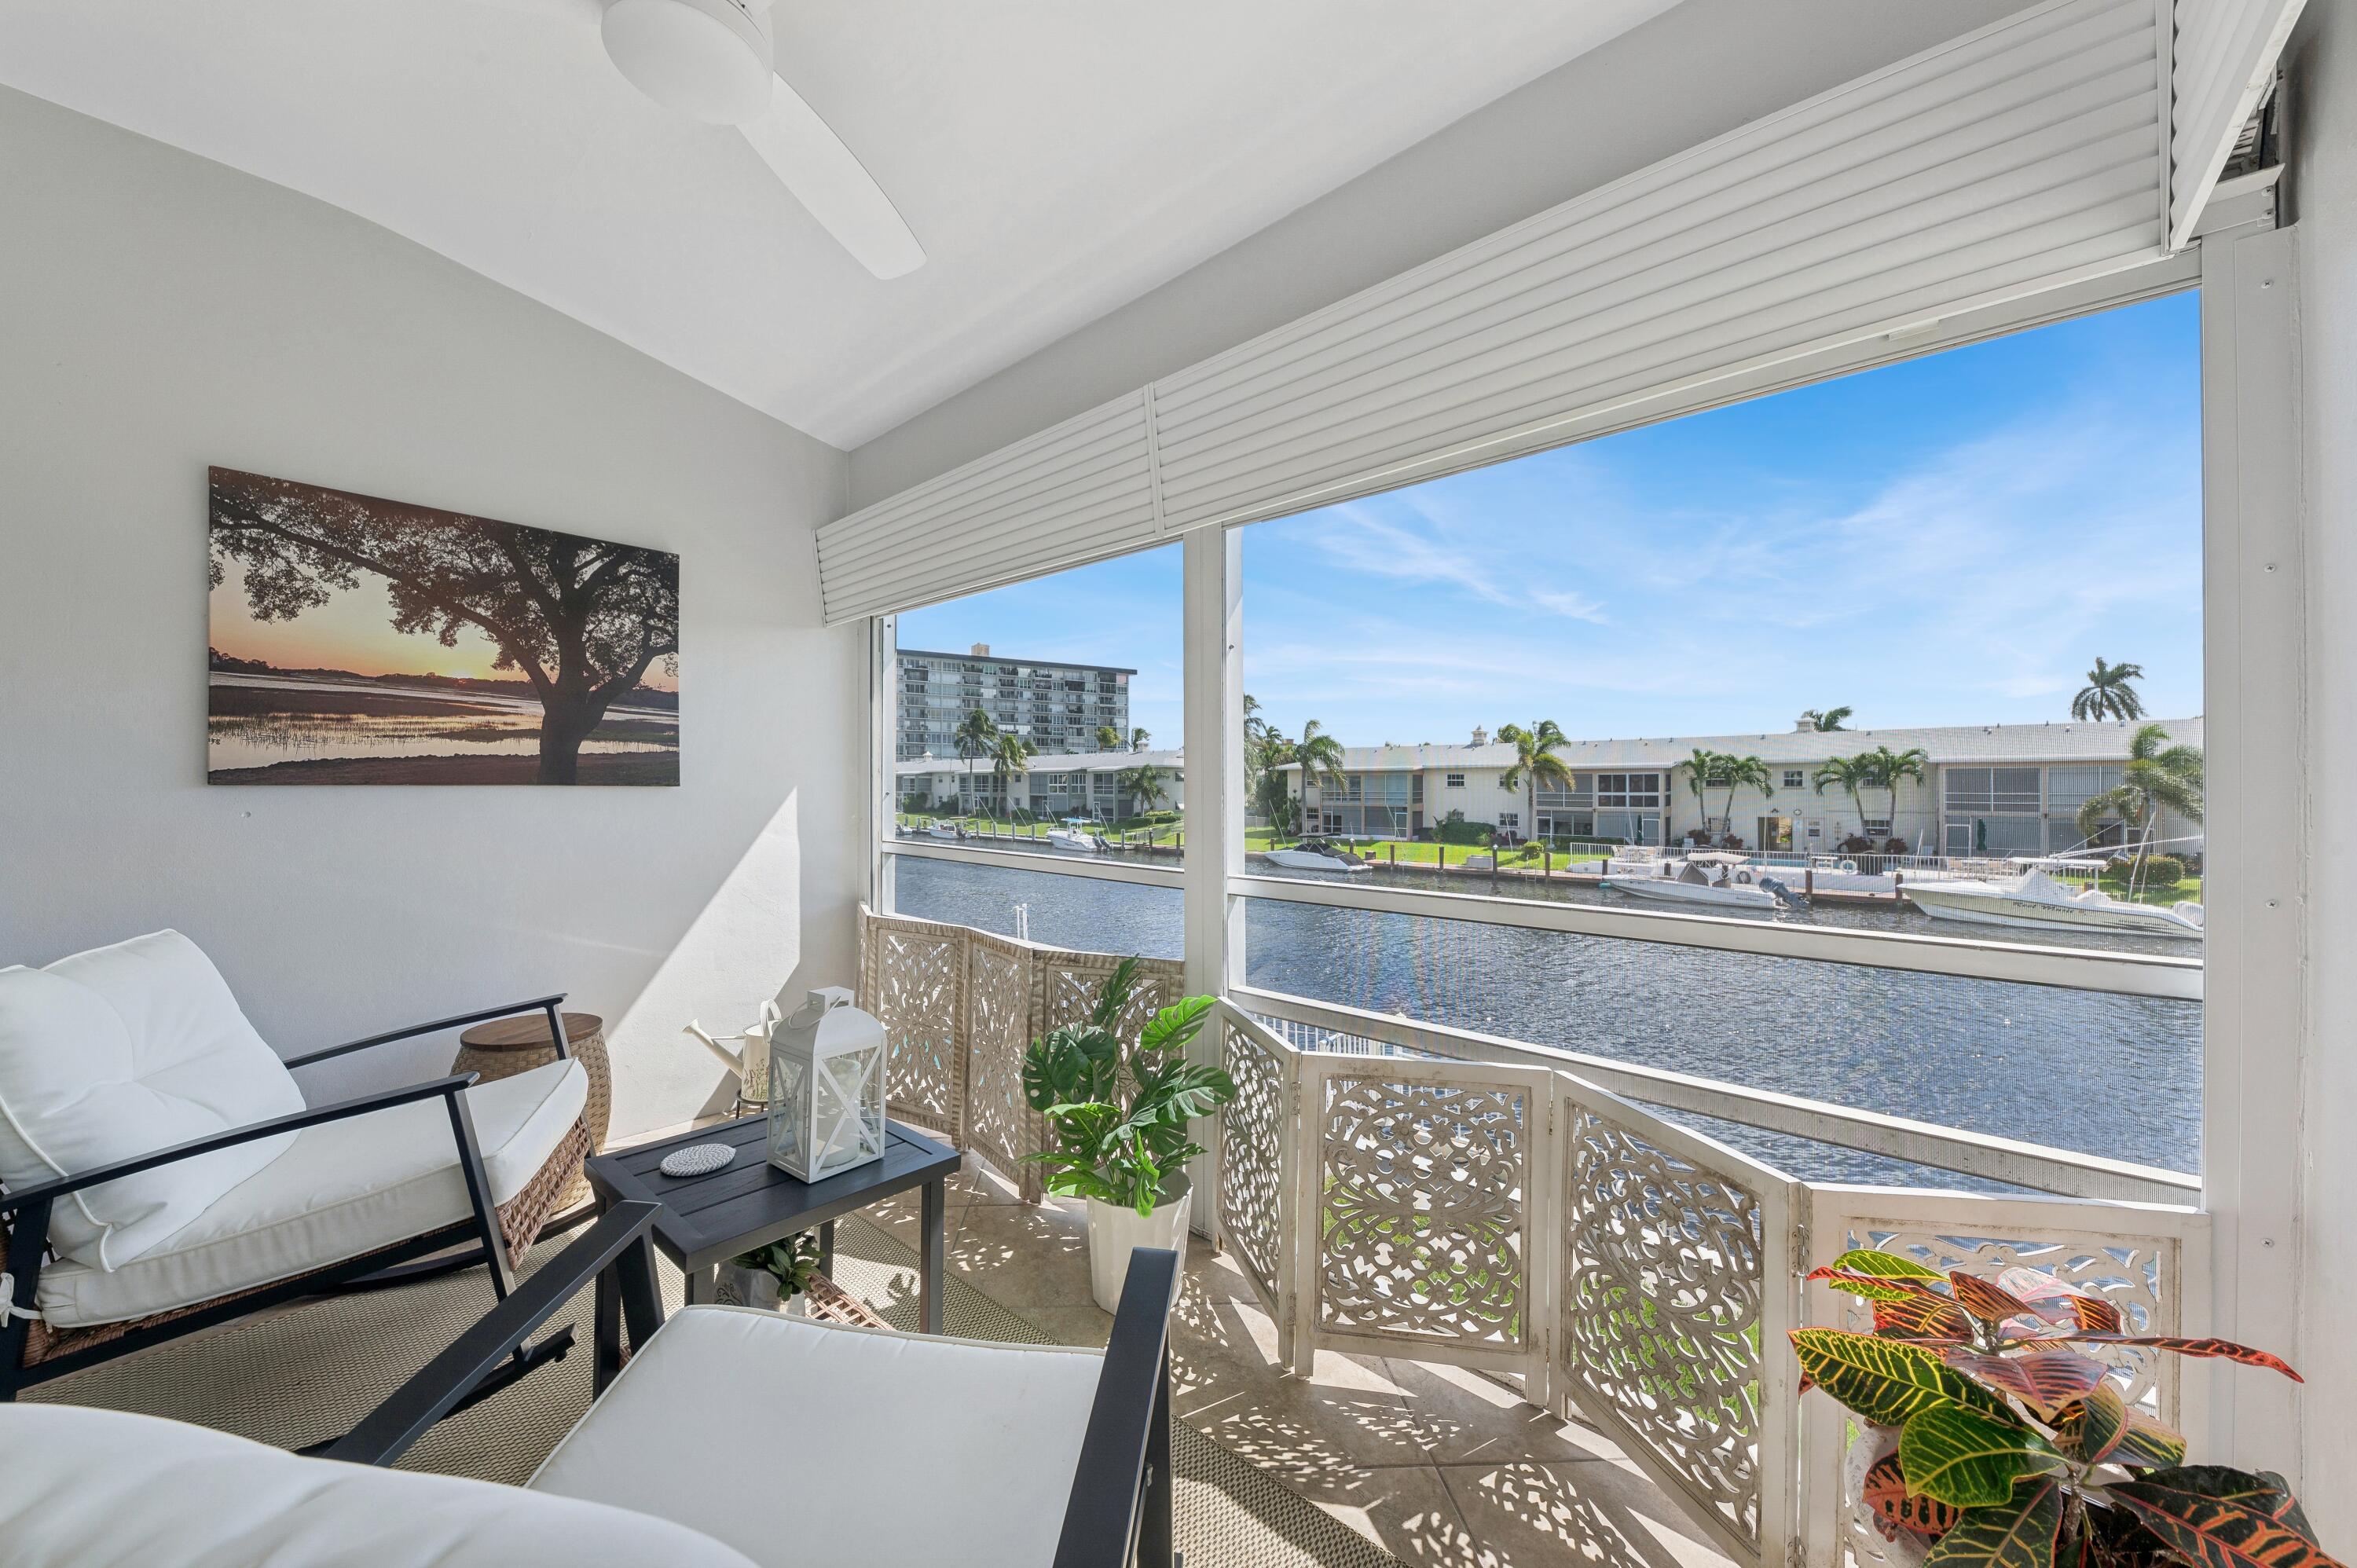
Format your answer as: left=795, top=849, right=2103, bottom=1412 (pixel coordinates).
left=1279, top=718, right=2204, bottom=773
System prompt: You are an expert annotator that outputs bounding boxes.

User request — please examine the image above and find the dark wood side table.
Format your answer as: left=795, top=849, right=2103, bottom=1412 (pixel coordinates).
left=584, top=1116, right=959, bottom=1392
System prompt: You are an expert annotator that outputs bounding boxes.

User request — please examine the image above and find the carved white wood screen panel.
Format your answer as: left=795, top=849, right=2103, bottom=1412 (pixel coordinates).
left=1554, top=1074, right=1802, bottom=1568
left=1292, top=1053, right=1556, bottom=1379
left=1799, top=1186, right=2209, bottom=1568
left=1216, top=1007, right=1294, bottom=1324
left=860, top=913, right=966, bottom=1140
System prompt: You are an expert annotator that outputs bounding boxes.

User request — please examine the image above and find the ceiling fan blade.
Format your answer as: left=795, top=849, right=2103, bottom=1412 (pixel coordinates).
left=740, top=73, right=923, bottom=280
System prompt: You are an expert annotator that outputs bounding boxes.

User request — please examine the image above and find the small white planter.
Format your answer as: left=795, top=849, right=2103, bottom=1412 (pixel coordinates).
left=1084, top=1175, right=1190, bottom=1313
left=714, top=1262, right=781, bottom=1311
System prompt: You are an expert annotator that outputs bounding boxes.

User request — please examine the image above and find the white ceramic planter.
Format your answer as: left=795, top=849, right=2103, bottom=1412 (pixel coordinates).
left=1084, top=1175, right=1190, bottom=1313
left=714, top=1262, right=781, bottom=1311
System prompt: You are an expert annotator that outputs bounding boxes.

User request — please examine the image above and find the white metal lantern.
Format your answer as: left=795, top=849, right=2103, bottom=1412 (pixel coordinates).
left=766, top=987, right=888, bottom=1181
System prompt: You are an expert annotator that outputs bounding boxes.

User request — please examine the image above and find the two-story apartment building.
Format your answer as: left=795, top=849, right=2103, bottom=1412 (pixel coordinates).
left=1281, top=717, right=2203, bottom=857
left=896, top=746, right=1182, bottom=822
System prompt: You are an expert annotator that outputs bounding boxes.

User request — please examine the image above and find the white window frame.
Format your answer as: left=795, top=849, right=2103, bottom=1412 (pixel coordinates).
left=867, top=237, right=2301, bottom=1468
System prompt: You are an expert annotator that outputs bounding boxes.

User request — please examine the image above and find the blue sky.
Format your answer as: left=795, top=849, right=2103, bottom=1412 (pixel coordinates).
left=899, top=292, right=2201, bottom=752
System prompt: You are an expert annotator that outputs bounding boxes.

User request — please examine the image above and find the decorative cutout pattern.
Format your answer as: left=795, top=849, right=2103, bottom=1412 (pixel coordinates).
left=965, top=935, right=1039, bottom=1201
left=857, top=909, right=1184, bottom=1202
left=1834, top=1225, right=2176, bottom=1414
left=1560, top=1106, right=1766, bottom=1547
left=1219, top=1016, right=1288, bottom=1304
left=1316, top=1073, right=1527, bottom=1345
left=865, top=925, right=962, bottom=1137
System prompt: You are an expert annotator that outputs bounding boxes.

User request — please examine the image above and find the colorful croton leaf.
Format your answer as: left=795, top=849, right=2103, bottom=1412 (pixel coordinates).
left=1796, top=1254, right=2339, bottom=1568
left=1922, top=1475, right=2066, bottom=1568
left=1789, top=1328, right=2011, bottom=1427
left=1941, top=1349, right=2111, bottom=1418
left=1864, top=1452, right=1963, bottom=1541
left=1898, top=1402, right=2062, bottom=1508
left=2106, top=1468, right=2348, bottom=1568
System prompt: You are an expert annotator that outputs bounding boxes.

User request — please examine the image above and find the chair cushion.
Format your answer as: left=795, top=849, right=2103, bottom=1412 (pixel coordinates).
left=36, top=1058, right=586, bottom=1328
left=0, top=1403, right=757, bottom=1568
left=0, top=931, right=305, bottom=1269
left=530, top=1306, right=1105, bottom=1568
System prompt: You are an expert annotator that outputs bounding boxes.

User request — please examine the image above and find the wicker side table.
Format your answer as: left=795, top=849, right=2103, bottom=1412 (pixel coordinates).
left=455, top=1010, right=610, bottom=1210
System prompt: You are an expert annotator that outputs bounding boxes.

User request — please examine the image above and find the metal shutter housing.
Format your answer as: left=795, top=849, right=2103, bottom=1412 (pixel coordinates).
left=817, top=0, right=2168, bottom=623
left=2168, top=0, right=2308, bottom=248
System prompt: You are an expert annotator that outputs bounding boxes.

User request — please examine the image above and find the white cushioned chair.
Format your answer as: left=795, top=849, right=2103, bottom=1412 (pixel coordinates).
left=0, top=930, right=592, bottom=1405
left=0, top=1204, right=1180, bottom=1568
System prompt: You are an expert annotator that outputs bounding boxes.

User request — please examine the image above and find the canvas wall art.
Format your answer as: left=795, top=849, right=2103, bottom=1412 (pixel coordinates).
left=207, top=467, right=680, bottom=785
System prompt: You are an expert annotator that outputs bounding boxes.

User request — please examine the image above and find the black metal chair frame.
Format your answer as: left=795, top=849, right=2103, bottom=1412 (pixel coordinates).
left=0, top=995, right=574, bottom=1405
left=328, top=1203, right=1181, bottom=1568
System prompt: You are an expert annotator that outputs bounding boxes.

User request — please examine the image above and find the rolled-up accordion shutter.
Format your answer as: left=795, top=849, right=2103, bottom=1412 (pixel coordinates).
left=817, top=391, right=1156, bottom=624
left=2168, top=0, right=2308, bottom=248
left=817, top=0, right=2167, bottom=623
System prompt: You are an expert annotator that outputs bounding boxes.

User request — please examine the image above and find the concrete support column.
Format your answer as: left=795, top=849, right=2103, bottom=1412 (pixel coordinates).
left=2289, top=2, right=2357, bottom=1530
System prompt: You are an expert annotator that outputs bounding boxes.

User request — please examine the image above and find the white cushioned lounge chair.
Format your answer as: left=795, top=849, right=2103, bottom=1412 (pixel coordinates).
left=0, top=1204, right=1181, bottom=1568
left=0, top=930, right=592, bottom=1404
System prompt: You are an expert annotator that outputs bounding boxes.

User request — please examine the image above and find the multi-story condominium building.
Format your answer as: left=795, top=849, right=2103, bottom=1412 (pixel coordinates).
left=1282, top=716, right=2204, bottom=857
left=894, top=643, right=1133, bottom=761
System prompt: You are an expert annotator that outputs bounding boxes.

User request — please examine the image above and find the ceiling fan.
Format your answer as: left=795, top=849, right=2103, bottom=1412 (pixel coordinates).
left=585, top=0, right=924, bottom=278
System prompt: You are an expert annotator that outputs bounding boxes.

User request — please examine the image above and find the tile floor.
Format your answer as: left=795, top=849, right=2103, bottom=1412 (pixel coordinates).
left=869, top=1153, right=1740, bottom=1568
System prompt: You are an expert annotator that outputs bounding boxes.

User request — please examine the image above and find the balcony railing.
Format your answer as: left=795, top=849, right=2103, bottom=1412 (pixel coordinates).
left=858, top=907, right=2209, bottom=1568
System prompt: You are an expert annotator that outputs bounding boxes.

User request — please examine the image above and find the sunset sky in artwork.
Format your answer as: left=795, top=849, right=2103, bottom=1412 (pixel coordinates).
left=208, top=562, right=680, bottom=692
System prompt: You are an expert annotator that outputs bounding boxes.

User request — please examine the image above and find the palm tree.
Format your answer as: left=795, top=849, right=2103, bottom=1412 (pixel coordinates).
left=1130, top=727, right=1152, bottom=752
left=1291, top=720, right=1347, bottom=840
left=1685, top=749, right=1772, bottom=837
left=2076, top=723, right=2203, bottom=865
left=2071, top=658, right=2147, bottom=722
left=989, top=731, right=1036, bottom=826
left=1801, top=706, right=1853, bottom=731
left=1496, top=721, right=1574, bottom=848
left=1094, top=724, right=1122, bottom=752
left=1121, top=762, right=1171, bottom=842
left=954, top=708, right=999, bottom=818
left=1813, top=753, right=1876, bottom=836
left=1860, top=745, right=1928, bottom=838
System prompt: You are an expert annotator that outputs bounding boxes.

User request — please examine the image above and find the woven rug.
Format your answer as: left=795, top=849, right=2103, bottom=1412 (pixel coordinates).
left=27, top=1214, right=1402, bottom=1568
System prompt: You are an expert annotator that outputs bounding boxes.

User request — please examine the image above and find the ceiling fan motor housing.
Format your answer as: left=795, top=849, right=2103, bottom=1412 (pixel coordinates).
left=602, top=0, right=774, bottom=126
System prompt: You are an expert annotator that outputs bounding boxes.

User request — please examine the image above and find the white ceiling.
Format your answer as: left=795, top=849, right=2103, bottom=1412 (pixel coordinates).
left=0, top=0, right=1681, bottom=449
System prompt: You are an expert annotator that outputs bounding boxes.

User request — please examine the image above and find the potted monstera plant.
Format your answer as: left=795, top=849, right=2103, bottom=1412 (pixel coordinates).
left=1022, top=958, right=1233, bottom=1312
left=1795, top=1248, right=2340, bottom=1568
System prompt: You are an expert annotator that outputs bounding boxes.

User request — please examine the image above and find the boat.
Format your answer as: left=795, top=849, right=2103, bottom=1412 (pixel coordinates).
left=1902, top=867, right=2203, bottom=939
left=1263, top=839, right=1373, bottom=874
left=926, top=821, right=963, bottom=841
left=1046, top=818, right=1104, bottom=854
left=1602, top=853, right=1805, bottom=910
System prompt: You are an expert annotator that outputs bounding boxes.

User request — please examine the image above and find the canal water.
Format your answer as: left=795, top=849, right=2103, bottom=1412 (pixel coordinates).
left=891, top=853, right=2202, bottom=1190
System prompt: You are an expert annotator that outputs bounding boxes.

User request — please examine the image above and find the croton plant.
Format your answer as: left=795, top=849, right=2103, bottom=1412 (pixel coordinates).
left=1792, top=1248, right=2341, bottom=1568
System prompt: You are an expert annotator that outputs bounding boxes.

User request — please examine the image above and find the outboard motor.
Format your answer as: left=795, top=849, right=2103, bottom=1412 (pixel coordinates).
left=1759, top=875, right=1808, bottom=912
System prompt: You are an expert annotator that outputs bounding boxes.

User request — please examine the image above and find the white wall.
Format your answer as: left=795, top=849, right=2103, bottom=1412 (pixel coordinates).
left=847, top=0, right=2037, bottom=507
left=0, top=89, right=865, bottom=1139
left=2289, top=0, right=2357, bottom=1531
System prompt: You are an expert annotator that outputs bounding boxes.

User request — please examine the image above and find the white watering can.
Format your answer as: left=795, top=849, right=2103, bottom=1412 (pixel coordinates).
left=684, top=998, right=785, bottom=1108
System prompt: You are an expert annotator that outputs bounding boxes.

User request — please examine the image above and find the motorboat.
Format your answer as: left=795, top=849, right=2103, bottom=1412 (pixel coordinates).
left=1902, top=868, right=2203, bottom=939
left=1046, top=818, right=1104, bottom=854
left=1263, top=838, right=1373, bottom=874
left=1602, top=853, right=1805, bottom=910
left=926, top=821, right=963, bottom=841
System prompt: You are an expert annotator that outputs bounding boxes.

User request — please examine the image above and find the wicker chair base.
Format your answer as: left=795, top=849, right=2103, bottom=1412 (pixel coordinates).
left=16, top=1116, right=592, bottom=1370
